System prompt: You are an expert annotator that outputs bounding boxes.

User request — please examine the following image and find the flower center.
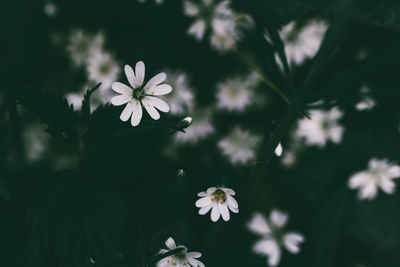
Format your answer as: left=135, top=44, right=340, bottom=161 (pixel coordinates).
left=132, top=86, right=146, bottom=100
left=211, top=189, right=227, bottom=204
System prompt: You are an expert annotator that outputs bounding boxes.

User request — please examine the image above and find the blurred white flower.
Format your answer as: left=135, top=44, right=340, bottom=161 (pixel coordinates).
left=66, top=88, right=107, bottom=113
left=111, top=61, right=172, bottom=126
left=87, top=50, right=120, bottom=94
left=216, top=75, right=258, bottom=112
left=348, top=158, right=400, bottom=200
left=295, top=107, right=344, bottom=147
left=67, top=30, right=104, bottom=66
left=274, top=143, right=283, bottom=157
left=175, top=108, right=214, bottom=144
left=157, top=237, right=205, bottom=267
left=218, top=127, right=261, bottom=164
left=44, top=2, right=57, bottom=17
left=23, top=123, right=50, bottom=163
left=248, top=210, right=305, bottom=267
left=184, top=0, right=239, bottom=51
left=195, top=186, right=238, bottom=222
left=138, top=0, right=164, bottom=4
left=162, top=71, right=195, bottom=115
left=279, top=19, right=328, bottom=66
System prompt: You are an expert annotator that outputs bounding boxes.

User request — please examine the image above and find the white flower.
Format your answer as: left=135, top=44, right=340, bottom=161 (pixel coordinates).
left=218, top=127, right=261, bottom=164
left=247, top=210, right=305, bottom=267
left=44, top=2, right=57, bottom=17
left=184, top=0, right=239, bottom=51
left=175, top=108, right=214, bottom=144
left=216, top=75, right=258, bottom=112
left=87, top=50, right=120, bottom=92
left=279, top=19, right=328, bottom=66
left=157, top=237, right=205, bottom=267
left=274, top=143, right=283, bottom=157
left=195, top=186, right=238, bottom=222
left=111, top=61, right=172, bottom=126
left=348, top=158, right=400, bottom=200
left=295, top=107, right=344, bottom=147
left=162, top=71, right=195, bottom=115
left=66, top=30, right=104, bottom=66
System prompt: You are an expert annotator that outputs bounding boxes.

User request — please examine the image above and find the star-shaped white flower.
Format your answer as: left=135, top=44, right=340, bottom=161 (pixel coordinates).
left=111, top=61, right=172, bottom=126
left=348, top=158, right=400, bottom=200
left=157, top=237, right=205, bottom=267
left=247, top=210, right=305, bottom=267
left=195, top=186, right=238, bottom=222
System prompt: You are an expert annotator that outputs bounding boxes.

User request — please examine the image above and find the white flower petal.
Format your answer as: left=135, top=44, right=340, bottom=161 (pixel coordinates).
left=195, top=195, right=212, bottom=207
left=187, top=252, right=201, bottom=258
left=197, top=191, right=207, bottom=197
left=142, top=97, right=160, bottom=120
left=247, top=213, right=270, bottom=235
left=124, top=65, right=136, bottom=88
left=145, top=72, right=167, bottom=89
left=131, top=101, right=143, bottom=127
left=388, top=165, right=400, bottom=178
left=165, top=237, right=176, bottom=250
left=188, top=20, right=206, bottom=40
left=359, top=181, right=378, bottom=200
left=144, top=96, right=170, bottom=112
left=147, top=84, right=173, bottom=96
left=270, top=209, right=288, bottom=228
left=222, top=187, right=235, bottom=195
left=379, top=177, right=396, bottom=194
left=184, top=1, right=199, bottom=16
left=229, top=206, right=239, bottom=213
left=112, top=82, right=132, bottom=95
left=120, top=101, right=134, bottom=121
left=111, top=94, right=132, bottom=106
left=199, top=204, right=213, bottom=215
left=135, top=61, right=145, bottom=86
left=219, top=203, right=230, bottom=221
left=207, top=187, right=216, bottom=194
left=283, top=233, right=304, bottom=254
left=227, top=194, right=238, bottom=209
left=348, top=172, right=369, bottom=189
left=210, top=204, right=221, bottom=222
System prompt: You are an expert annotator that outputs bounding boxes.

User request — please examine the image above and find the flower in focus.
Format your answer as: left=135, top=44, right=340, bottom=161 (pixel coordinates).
left=218, top=127, right=261, bottom=164
left=87, top=50, right=120, bottom=95
left=111, top=61, right=172, bottom=126
left=295, top=107, right=344, bottom=147
left=162, top=71, right=195, bottom=115
left=348, top=158, right=400, bottom=200
left=175, top=108, right=214, bottom=144
left=279, top=19, right=328, bottom=66
left=66, top=30, right=104, bottom=66
left=183, top=0, right=240, bottom=51
left=247, top=210, right=305, bottom=266
left=157, top=237, right=205, bottom=267
left=195, top=186, right=238, bottom=222
left=216, top=75, right=258, bottom=112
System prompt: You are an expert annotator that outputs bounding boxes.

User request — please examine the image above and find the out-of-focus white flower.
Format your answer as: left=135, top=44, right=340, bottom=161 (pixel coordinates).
left=218, top=127, right=260, bottom=164
left=157, top=237, right=205, bottom=267
left=66, top=88, right=107, bottom=113
left=184, top=0, right=239, bottom=51
left=195, top=186, right=238, bottom=222
left=44, top=2, right=57, bottom=17
left=274, top=143, right=283, bottom=157
left=348, top=158, right=400, bottom=200
left=162, top=71, right=195, bottom=115
left=248, top=210, right=305, bottom=267
left=175, top=108, right=214, bottom=144
left=23, top=123, right=50, bottom=163
left=355, top=86, right=375, bottom=111
left=67, top=30, right=104, bottom=66
left=87, top=50, right=120, bottom=92
left=216, top=75, right=258, bottom=112
left=295, top=107, right=344, bottom=147
left=111, top=61, right=172, bottom=126
left=279, top=19, right=328, bottom=66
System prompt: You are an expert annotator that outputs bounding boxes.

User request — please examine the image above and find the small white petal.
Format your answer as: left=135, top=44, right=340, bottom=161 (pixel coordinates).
left=195, top=196, right=212, bottom=207
left=359, top=181, right=378, bottom=200
left=219, top=203, right=230, bottom=221
left=229, top=206, right=239, bottom=213
left=142, top=97, right=160, bottom=120
left=222, top=187, right=235, bottom=195
left=379, top=177, right=396, bottom=194
left=206, top=187, right=216, bottom=194
left=247, top=213, right=270, bottom=235
left=147, top=84, right=172, bottom=96
left=120, top=101, right=134, bottom=121
left=199, top=204, right=213, bottom=215
left=283, top=233, right=304, bottom=254
left=112, top=82, right=132, bottom=94
left=348, top=172, right=369, bottom=189
left=135, top=61, right=145, bottom=86
left=275, top=143, right=283, bottom=157
left=388, top=165, right=400, bottom=178
left=131, top=101, right=143, bottom=127
left=187, top=252, right=201, bottom=258
left=270, top=209, right=288, bottom=228
left=188, top=20, right=206, bottom=40
left=145, top=72, right=166, bottom=89
left=111, top=94, right=132, bottom=106
left=197, top=191, right=207, bottom=197
left=124, top=65, right=136, bottom=88
left=165, top=237, right=176, bottom=250
left=184, top=1, right=199, bottom=16
left=144, top=96, right=170, bottom=112
left=227, top=194, right=238, bottom=209
left=211, top=204, right=221, bottom=222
